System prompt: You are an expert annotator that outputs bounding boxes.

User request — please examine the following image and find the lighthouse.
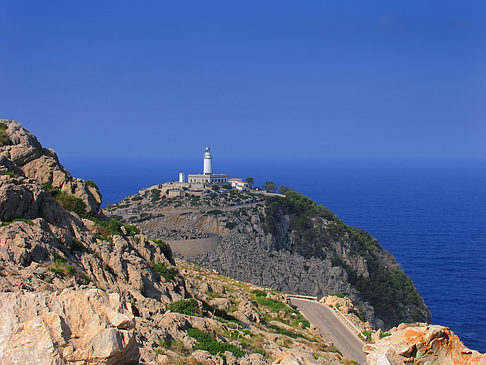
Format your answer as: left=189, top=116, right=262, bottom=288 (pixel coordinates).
left=187, top=147, right=228, bottom=185
left=203, top=146, right=212, bottom=175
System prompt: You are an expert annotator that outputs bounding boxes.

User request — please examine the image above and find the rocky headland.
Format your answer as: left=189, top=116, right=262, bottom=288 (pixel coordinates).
left=110, top=182, right=429, bottom=331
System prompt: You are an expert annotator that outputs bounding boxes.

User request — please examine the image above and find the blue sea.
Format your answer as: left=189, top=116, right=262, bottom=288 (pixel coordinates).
left=64, top=156, right=486, bottom=353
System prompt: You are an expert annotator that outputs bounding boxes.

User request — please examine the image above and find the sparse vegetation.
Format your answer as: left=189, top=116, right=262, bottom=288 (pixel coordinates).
left=151, top=262, right=176, bottom=282
left=84, top=180, right=98, bottom=189
left=167, top=299, right=200, bottom=316
left=187, top=328, right=245, bottom=358
left=330, top=293, right=345, bottom=298
left=1, top=171, right=16, bottom=178
left=56, top=192, right=89, bottom=217
left=0, top=122, right=12, bottom=146
left=1, top=218, right=34, bottom=227
left=152, top=239, right=172, bottom=262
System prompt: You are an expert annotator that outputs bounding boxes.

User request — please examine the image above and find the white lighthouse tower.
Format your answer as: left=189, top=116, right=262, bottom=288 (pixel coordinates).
left=203, top=146, right=213, bottom=175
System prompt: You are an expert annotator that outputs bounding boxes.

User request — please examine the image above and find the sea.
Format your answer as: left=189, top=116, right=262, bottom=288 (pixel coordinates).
left=64, top=156, right=486, bottom=353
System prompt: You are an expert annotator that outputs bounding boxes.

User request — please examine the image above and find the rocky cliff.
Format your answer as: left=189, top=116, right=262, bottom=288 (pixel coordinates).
left=0, top=119, right=349, bottom=364
left=112, top=181, right=431, bottom=331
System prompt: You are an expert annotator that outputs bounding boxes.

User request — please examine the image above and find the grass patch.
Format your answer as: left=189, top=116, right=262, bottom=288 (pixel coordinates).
left=187, top=328, right=244, bottom=358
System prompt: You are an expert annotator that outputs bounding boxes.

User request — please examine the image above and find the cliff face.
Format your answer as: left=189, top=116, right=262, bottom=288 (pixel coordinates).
left=114, top=184, right=431, bottom=330
left=0, top=120, right=346, bottom=364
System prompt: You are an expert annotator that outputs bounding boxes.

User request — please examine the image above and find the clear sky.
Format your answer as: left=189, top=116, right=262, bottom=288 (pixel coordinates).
left=1, top=1, right=484, bottom=160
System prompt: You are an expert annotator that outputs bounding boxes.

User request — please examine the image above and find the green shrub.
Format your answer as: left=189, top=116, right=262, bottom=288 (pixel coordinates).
left=84, top=180, right=98, bottom=189
left=151, top=262, right=176, bottom=282
left=124, top=224, right=140, bottom=235
left=1, top=218, right=34, bottom=227
left=152, top=239, right=173, bottom=262
left=0, top=123, right=12, bottom=146
left=380, top=332, right=391, bottom=339
left=330, top=293, right=345, bottom=298
left=362, top=330, right=373, bottom=342
left=225, top=222, right=237, bottom=229
left=70, top=238, right=87, bottom=252
left=55, top=192, right=89, bottom=217
left=256, top=297, right=286, bottom=312
left=167, top=298, right=200, bottom=316
left=207, top=209, right=223, bottom=216
left=251, top=290, right=267, bottom=297
left=151, top=189, right=161, bottom=202
left=187, top=328, right=244, bottom=358
left=89, top=217, right=139, bottom=239
left=1, top=171, right=16, bottom=178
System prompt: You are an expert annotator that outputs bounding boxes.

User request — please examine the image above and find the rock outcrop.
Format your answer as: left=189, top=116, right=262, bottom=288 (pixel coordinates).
left=0, top=120, right=102, bottom=215
left=0, top=289, right=138, bottom=365
left=364, top=323, right=486, bottom=365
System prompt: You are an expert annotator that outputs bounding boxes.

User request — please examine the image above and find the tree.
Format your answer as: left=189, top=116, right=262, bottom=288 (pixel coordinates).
left=278, top=186, right=292, bottom=195
left=212, top=185, right=219, bottom=191
left=245, top=177, right=255, bottom=189
left=263, top=181, right=276, bottom=193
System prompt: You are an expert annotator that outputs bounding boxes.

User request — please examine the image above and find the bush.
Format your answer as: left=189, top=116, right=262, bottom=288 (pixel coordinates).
left=256, top=297, right=286, bottom=312
left=362, top=330, right=373, bottom=342
left=151, top=262, right=176, bottom=282
left=251, top=290, right=267, bottom=297
left=0, top=123, right=12, bottom=146
left=167, top=299, right=200, bottom=316
left=187, top=328, right=244, bottom=358
left=151, top=189, right=161, bottom=202
left=330, top=293, right=345, bottom=298
left=84, top=180, right=98, bottom=189
left=1, top=171, right=16, bottom=178
left=153, top=239, right=173, bottom=262
left=90, top=217, right=140, bottom=239
left=70, top=238, right=87, bottom=252
left=207, top=209, right=223, bottom=216
left=225, top=222, right=237, bottom=229
left=267, top=324, right=307, bottom=340
left=55, top=192, right=89, bottom=218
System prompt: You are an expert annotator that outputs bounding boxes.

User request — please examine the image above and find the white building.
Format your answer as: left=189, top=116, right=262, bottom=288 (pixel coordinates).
left=228, top=178, right=249, bottom=191
left=187, top=147, right=228, bottom=185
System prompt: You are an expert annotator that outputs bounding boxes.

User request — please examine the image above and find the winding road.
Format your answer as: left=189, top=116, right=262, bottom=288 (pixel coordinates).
left=290, top=298, right=367, bottom=364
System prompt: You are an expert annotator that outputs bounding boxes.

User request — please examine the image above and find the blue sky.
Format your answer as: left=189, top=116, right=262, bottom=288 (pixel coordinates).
left=0, top=1, right=484, bottom=160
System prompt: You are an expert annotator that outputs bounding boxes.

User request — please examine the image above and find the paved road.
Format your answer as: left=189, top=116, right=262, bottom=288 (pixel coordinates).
left=290, top=298, right=367, bottom=364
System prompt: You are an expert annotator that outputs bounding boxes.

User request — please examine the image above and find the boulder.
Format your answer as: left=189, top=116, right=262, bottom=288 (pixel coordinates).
left=365, top=323, right=486, bottom=365
left=0, top=288, right=138, bottom=364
